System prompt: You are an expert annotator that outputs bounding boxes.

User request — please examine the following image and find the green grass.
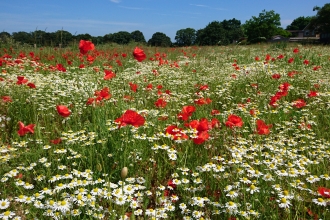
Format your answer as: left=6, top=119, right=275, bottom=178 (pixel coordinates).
left=0, top=43, right=330, bottom=219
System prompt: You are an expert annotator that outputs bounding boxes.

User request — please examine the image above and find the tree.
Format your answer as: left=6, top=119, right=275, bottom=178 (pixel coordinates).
left=310, top=3, right=330, bottom=33
left=12, top=31, right=33, bottom=44
left=175, top=28, right=196, bottom=46
left=286, top=16, right=312, bottom=30
left=111, top=31, right=132, bottom=44
left=75, top=33, right=92, bottom=41
left=221, top=18, right=244, bottom=43
left=243, top=10, right=281, bottom=43
left=195, top=21, right=226, bottom=45
left=131, top=30, right=146, bottom=43
left=0, top=32, right=11, bottom=41
left=148, top=32, right=172, bottom=47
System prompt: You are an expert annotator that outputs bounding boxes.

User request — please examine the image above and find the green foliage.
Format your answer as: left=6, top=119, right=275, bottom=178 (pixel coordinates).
left=286, top=16, right=313, bottom=30
left=275, top=28, right=292, bottom=38
left=221, top=18, right=245, bottom=43
left=12, top=31, right=33, bottom=45
left=75, top=33, right=92, bottom=41
left=244, top=10, right=282, bottom=43
left=131, top=30, right=146, bottom=43
left=196, top=21, right=227, bottom=45
left=110, top=31, right=132, bottom=45
left=310, top=3, right=330, bottom=33
left=148, top=32, right=172, bottom=47
left=175, top=28, right=196, bottom=46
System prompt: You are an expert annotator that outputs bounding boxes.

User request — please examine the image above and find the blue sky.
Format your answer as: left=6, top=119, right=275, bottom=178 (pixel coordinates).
left=1, top=0, right=328, bottom=41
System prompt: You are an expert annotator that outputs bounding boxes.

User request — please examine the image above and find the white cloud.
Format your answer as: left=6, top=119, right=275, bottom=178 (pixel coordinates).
left=110, top=0, right=121, bottom=3
left=118, top=6, right=149, bottom=10
left=189, top=4, right=209, bottom=7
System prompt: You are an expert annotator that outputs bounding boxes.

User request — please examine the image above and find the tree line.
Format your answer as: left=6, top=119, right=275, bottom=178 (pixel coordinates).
left=1, top=4, right=329, bottom=47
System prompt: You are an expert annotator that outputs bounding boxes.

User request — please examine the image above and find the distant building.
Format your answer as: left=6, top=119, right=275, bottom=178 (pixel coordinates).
left=287, top=23, right=319, bottom=43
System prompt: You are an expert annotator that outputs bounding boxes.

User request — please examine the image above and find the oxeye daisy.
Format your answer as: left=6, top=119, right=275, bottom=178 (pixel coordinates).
left=56, top=199, right=71, bottom=213
left=312, top=198, right=327, bottom=206
left=1, top=210, right=16, bottom=219
left=246, top=184, right=260, bottom=194
left=0, top=199, right=10, bottom=209
left=277, top=197, right=291, bottom=208
left=226, top=190, right=239, bottom=199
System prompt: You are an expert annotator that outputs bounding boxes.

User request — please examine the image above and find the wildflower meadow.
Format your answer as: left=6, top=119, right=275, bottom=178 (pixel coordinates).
left=0, top=41, right=330, bottom=219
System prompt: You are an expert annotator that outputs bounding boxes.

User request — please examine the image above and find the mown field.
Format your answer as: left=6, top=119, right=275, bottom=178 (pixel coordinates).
left=0, top=42, right=330, bottom=219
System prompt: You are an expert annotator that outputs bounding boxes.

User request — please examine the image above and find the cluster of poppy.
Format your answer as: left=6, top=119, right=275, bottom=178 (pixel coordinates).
left=16, top=76, right=36, bottom=88
left=115, top=110, right=145, bottom=128
left=86, top=87, right=111, bottom=105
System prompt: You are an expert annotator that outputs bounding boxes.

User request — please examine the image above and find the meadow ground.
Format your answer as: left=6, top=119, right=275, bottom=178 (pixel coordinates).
left=0, top=42, right=330, bottom=219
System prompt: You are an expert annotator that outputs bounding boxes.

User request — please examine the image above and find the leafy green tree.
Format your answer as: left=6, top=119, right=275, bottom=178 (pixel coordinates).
left=111, top=31, right=132, bottom=44
left=75, top=33, right=92, bottom=41
left=286, top=16, right=312, bottom=30
left=12, top=31, right=33, bottom=44
left=131, top=30, right=146, bottom=43
left=310, top=3, right=330, bottom=33
left=195, top=21, right=226, bottom=45
left=103, top=33, right=113, bottom=43
left=221, top=18, right=244, bottom=43
left=243, top=10, right=281, bottom=43
left=148, top=32, right=172, bottom=47
left=91, top=36, right=104, bottom=45
left=0, top=32, right=11, bottom=40
left=31, top=30, right=46, bottom=45
left=175, top=28, right=196, bottom=46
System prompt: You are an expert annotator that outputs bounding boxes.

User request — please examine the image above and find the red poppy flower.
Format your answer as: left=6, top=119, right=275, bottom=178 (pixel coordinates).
left=198, top=84, right=209, bottom=91
left=293, top=48, right=299, bottom=53
left=255, top=56, right=260, bottom=61
left=129, top=82, right=138, bottom=92
left=86, top=98, right=95, bottom=105
left=56, top=63, right=66, bottom=72
left=187, top=118, right=210, bottom=132
left=292, top=99, right=306, bottom=108
left=194, top=97, right=212, bottom=105
left=16, top=76, right=28, bottom=85
left=1, top=96, right=12, bottom=103
left=318, top=187, right=330, bottom=198
left=50, top=138, right=62, bottom=144
left=193, top=130, right=210, bottom=144
left=279, top=82, right=291, bottom=91
left=115, top=110, right=145, bottom=127
left=133, top=47, right=146, bottom=62
left=211, top=109, right=220, bottom=115
left=79, top=40, right=95, bottom=55
left=225, top=114, right=243, bottom=128
left=165, top=125, right=189, bottom=140
left=146, top=84, right=153, bottom=90
left=303, top=59, right=309, bottom=65
left=104, top=69, right=116, bottom=80
left=17, top=121, right=35, bottom=136
left=155, top=98, right=167, bottom=108
left=167, top=179, right=177, bottom=189
left=250, top=109, right=256, bottom=116
left=56, top=105, right=71, bottom=117
left=27, top=82, right=36, bottom=88
left=277, top=54, right=284, bottom=59
left=178, top=105, right=196, bottom=121
left=308, top=90, right=318, bottom=98
left=256, top=119, right=272, bottom=135
left=288, top=57, right=294, bottom=63
left=271, top=74, right=281, bottom=79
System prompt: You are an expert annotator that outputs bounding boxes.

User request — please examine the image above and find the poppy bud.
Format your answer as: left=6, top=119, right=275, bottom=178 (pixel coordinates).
left=121, top=167, right=128, bottom=179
